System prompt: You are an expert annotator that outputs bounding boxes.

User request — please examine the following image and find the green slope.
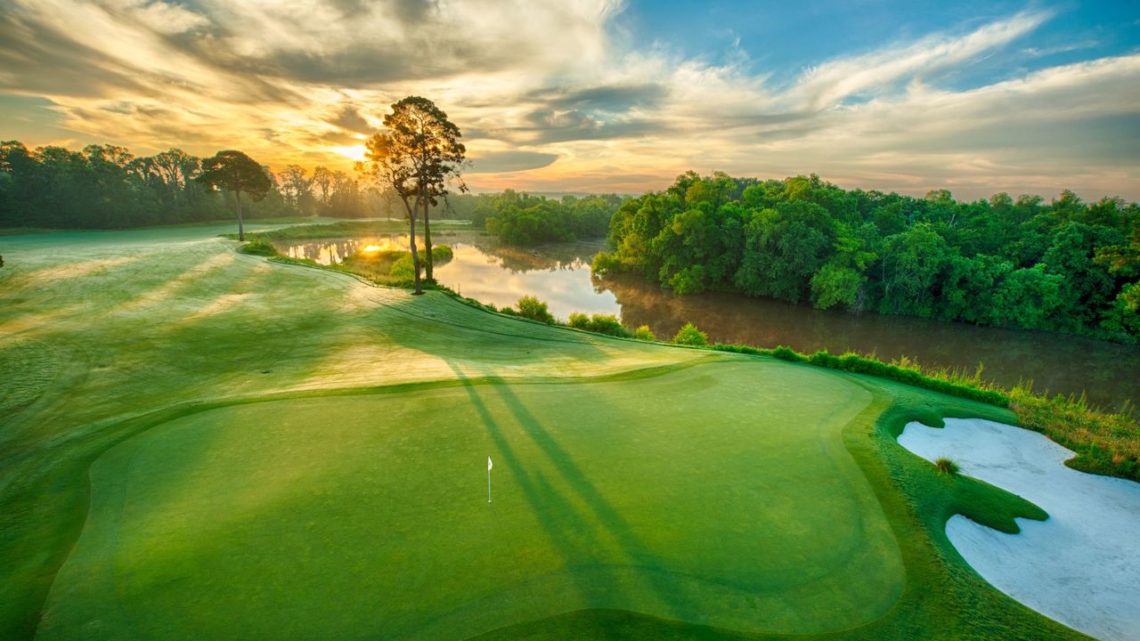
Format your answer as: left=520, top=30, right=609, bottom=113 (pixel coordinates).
left=0, top=226, right=1090, bottom=641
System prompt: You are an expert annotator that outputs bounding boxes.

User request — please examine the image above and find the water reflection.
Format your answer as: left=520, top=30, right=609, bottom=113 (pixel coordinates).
left=283, top=235, right=413, bottom=265
left=434, top=241, right=618, bottom=318
left=276, top=236, right=1139, bottom=411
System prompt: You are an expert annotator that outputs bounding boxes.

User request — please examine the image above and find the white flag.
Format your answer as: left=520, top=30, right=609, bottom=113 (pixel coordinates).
left=488, top=456, right=493, bottom=471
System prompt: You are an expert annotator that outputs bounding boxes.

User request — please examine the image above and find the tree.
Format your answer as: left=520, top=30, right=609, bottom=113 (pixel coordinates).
left=196, top=150, right=270, bottom=241
left=278, top=165, right=312, bottom=213
left=734, top=200, right=835, bottom=302
left=312, top=166, right=333, bottom=210
left=375, top=96, right=466, bottom=283
left=364, top=129, right=425, bottom=294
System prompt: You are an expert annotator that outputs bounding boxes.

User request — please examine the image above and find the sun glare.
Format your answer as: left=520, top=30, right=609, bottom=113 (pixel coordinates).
left=363, top=244, right=381, bottom=252
left=331, top=145, right=367, bottom=162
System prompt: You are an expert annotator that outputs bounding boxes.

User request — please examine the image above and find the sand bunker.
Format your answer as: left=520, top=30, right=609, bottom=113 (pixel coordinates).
left=898, top=418, right=1140, bottom=641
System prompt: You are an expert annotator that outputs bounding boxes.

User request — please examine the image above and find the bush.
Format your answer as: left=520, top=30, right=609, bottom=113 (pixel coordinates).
left=428, top=244, right=453, bottom=262
left=672, top=322, right=708, bottom=346
left=516, top=296, right=554, bottom=323
left=389, top=255, right=416, bottom=279
left=586, top=314, right=628, bottom=337
left=935, top=457, right=960, bottom=476
left=633, top=325, right=656, bottom=341
left=770, top=345, right=803, bottom=362
left=239, top=239, right=278, bottom=256
left=568, top=312, right=590, bottom=329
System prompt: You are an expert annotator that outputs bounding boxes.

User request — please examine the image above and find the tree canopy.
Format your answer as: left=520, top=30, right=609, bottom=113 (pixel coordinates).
left=363, top=96, right=466, bottom=291
left=595, top=172, right=1140, bottom=342
left=196, top=150, right=272, bottom=241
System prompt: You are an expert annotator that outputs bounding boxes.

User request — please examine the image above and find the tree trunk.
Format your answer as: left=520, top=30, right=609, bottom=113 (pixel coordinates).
left=405, top=196, right=422, bottom=295
left=236, top=190, right=244, bottom=241
left=422, top=184, right=433, bottom=282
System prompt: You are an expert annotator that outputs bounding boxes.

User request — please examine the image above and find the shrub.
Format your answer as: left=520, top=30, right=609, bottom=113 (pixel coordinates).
left=239, top=239, right=278, bottom=256
left=568, top=312, right=590, bottom=329
left=672, top=322, right=708, bottom=346
left=770, top=345, right=803, bottom=362
left=516, top=296, right=554, bottom=323
left=633, top=325, right=656, bottom=341
left=389, top=255, right=416, bottom=279
left=586, top=314, right=629, bottom=337
left=428, top=244, right=453, bottom=262
left=935, top=457, right=960, bottom=476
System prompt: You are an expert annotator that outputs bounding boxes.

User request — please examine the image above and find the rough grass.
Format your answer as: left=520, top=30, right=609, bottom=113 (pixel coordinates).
left=0, top=225, right=1096, bottom=641
left=1010, top=387, right=1140, bottom=481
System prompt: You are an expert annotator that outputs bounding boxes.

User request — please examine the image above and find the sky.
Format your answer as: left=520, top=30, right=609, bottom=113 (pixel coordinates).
left=1, top=0, right=1138, bottom=200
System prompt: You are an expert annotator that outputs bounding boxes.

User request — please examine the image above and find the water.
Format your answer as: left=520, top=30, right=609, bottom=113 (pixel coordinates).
left=280, top=236, right=1140, bottom=411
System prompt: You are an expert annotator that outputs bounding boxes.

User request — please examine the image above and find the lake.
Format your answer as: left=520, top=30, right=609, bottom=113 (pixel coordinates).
left=281, top=235, right=1140, bottom=412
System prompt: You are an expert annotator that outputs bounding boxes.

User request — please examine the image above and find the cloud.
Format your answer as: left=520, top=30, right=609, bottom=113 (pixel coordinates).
left=530, top=83, right=668, bottom=113
left=326, top=104, right=372, bottom=134
left=787, top=10, right=1053, bottom=110
left=0, top=2, right=1137, bottom=200
left=467, top=150, right=559, bottom=173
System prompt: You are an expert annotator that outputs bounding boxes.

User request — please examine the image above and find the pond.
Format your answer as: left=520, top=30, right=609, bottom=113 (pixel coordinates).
left=279, top=236, right=1140, bottom=412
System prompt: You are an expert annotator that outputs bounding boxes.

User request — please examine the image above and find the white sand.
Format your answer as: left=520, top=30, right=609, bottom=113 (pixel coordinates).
left=898, top=418, right=1140, bottom=641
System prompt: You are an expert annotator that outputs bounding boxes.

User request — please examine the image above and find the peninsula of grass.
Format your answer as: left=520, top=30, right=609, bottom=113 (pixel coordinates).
left=0, top=225, right=1099, bottom=641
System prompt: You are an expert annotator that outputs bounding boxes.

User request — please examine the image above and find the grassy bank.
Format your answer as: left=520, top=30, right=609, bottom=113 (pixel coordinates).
left=0, top=228, right=1103, bottom=640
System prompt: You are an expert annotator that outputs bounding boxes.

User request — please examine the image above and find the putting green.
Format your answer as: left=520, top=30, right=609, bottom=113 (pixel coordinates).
left=37, top=361, right=900, bottom=641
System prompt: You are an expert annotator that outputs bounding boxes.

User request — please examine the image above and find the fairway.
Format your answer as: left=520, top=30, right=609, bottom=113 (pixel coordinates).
left=37, top=362, right=898, bottom=640
left=0, top=228, right=1097, bottom=641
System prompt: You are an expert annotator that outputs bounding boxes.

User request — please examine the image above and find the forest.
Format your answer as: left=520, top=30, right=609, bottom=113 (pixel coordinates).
left=0, top=140, right=620, bottom=243
left=594, top=172, right=1140, bottom=342
left=0, top=140, right=384, bottom=228
left=464, top=190, right=622, bottom=244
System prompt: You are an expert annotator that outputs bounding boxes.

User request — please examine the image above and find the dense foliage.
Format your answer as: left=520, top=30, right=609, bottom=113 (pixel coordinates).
left=0, top=140, right=382, bottom=228
left=595, top=172, right=1140, bottom=342
left=461, top=190, right=622, bottom=245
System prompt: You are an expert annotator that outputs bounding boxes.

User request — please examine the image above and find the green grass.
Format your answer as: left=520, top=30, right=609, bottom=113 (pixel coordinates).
left=0, top=225, right=1093, bottom=641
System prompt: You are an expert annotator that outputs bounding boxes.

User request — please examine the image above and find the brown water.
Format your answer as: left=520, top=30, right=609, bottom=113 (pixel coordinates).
left=281, top=236, right=1140, bottom=411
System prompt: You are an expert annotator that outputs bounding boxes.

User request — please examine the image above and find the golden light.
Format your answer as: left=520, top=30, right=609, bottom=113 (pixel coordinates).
left=331, top=145, right=368, bottom=162
left=363, top=244, right=381, bottom=252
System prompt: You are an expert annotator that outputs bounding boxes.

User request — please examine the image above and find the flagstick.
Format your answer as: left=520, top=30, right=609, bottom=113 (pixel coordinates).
left=487, top=465, right=492, bottom=503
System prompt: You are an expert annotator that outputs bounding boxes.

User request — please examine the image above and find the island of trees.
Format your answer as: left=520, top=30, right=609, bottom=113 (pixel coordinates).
left=594, top=172, right=1139, bottom=342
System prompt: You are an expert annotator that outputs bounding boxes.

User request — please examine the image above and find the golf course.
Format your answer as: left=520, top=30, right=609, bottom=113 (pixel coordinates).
left=0, top=225, right=1106, bottom=641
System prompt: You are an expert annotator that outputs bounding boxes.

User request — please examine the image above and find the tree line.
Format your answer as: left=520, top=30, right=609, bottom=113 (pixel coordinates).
left=594, top=172, right=1140, bottom=342
left=466, top=190, right=621, bottom=244
left=0, top=141, right=386, bottom=229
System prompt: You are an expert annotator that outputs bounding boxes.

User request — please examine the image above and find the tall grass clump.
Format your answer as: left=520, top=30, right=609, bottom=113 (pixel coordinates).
left=516, top=296, right=555, bottom=324
left=1010, top=385, right=1139, bottom=481
left=672, top=322, right=708, bottom=346
left=934, top=457, right=960, bottom=476
left=238, top=239, right=279, bottom=256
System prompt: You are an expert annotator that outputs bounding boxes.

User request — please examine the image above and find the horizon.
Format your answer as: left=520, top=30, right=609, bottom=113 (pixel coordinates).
left=2, top=1, right=1139, bottom=201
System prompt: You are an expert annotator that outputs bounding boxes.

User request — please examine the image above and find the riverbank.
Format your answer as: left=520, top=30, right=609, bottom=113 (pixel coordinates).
left=243, top=224, right=1140, bottom=412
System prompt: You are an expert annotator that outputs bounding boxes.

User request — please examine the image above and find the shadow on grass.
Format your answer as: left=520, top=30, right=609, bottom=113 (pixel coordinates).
left=451, top=359, right=701, bottom=623
left=489, top=379, right=701, bottom=622
left=453, top=363, right=625, bottom=610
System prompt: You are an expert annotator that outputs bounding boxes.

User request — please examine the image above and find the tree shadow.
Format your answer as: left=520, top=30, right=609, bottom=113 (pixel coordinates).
left=452, top=363, right=621, bottom=610
left=451, top=360, right=701, bottom=621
